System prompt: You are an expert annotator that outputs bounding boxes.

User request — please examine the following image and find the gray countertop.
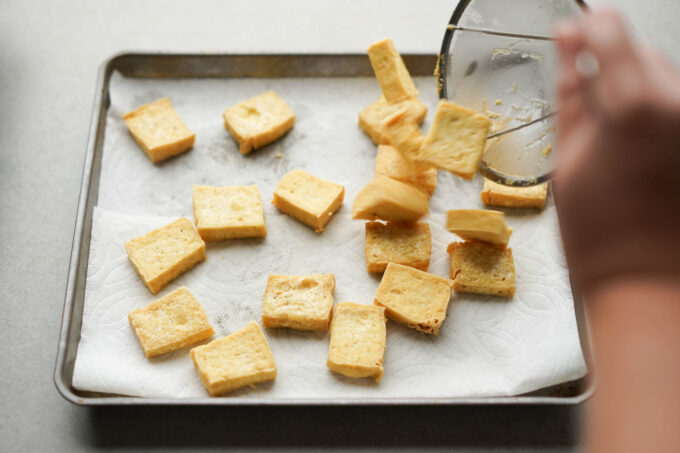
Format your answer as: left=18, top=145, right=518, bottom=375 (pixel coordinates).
left=1, top=0, right=677, bottom=451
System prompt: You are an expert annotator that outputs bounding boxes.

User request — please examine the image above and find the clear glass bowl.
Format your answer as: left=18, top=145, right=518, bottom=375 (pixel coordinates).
left=437, top=0, right=587, bottom=186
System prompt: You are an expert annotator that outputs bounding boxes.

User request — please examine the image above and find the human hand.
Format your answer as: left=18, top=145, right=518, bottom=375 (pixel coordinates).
left=553, top=7, right=680, bottom=296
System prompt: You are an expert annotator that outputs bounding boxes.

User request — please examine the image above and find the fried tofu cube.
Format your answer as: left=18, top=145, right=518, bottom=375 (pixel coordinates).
left=192, top=185, right=267, bottom=241
left=375, top=145, right=437, bottom=195
left=327, top=302, right=386, bottom=382
left=446, top=209, right=513, bottom=247
left=380, top=108, right=425, bottom=162
left=222, top=91, right=295, bottom=155
left=367, top=38, right=419, bottom=104
left=272, top=170, right=345, bottom=232
left=374, top=263, right=454, bottom=335
left=481, top=179, right=549, bottom=209
left=418, top=100, right=491, bottom=180
left=352, top=176, right=429, bottom=222
left=447, top=241, right=516, bottom=297
left=125, top=218, right=206, bottom=294
left=365, top=221, right=431, bottom=273
left=359, top=96, right=427, bottom=145
left=128, top=286, right=214, bottom=358
left=190, top=321, right=276, bottom=396
left=122, top=98, right=195, bottom=163
left=261, top=274, right=335, bottom=331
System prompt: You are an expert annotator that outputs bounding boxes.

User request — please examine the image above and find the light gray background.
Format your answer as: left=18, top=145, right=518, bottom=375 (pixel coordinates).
left=1, top=0, right=677, bottom=451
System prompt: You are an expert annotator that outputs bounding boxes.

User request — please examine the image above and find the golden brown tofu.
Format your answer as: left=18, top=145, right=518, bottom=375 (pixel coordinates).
left=480, top=179, right=548, bottom=209
left=446, top=209, right=513, bottom=247
left=222, top=91, right=295, bottom=154
left=125, top=218, right=206, bottom=294
left=327, top=302, right=386, bottom=381
left=380, top=108, right=425, bottom=162
left=374, top=263, right=454, bottom=335
left=364, top=221, right=431, bottom=273
left=367, top=38, right=419, bottom=104
left=272, top=170, right=345, bottom=232
left=122, top=98, right=195, bottom=163
left=359, top=96, right=427, bottom=145
left=128, top=286, right=214, bottom=358
left=190, top=321, right=276, bottom=396
left=192, top=185, right=267, bottom=241
left=447, top=241, right=516, bottom=297
left=375, top=145, right=437, bottom=195
left=352, top=176, right=429, bottom=222
left=418, top=100, right=491, bottom=180
left=261, top=274, right=335, bottom=331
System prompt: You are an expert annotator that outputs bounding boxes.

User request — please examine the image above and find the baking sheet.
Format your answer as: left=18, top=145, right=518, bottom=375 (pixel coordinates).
left=71, top=71, right=587, bottom=399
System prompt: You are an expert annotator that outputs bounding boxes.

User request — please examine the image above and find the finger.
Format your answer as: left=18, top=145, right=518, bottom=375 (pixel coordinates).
left=555, top=19, right=587, bottom=137
left=579, top=8, right=645, bottom=117
left=554, top=116, right=598, bottom=183
left=580, top=7, right=638, bottom=77
left=639, top=44, right=680, bottom=111
left=555, top=19, right=585, bottom=97
left=639, top=44, right=678, bottom=78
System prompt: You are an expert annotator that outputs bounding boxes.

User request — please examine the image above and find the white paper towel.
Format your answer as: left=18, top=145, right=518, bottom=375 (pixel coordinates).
left=72, top=72, right=586, bottom=398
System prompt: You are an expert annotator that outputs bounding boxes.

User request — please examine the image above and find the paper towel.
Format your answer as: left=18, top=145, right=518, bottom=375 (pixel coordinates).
left=72, top=72, right=586, bottom=398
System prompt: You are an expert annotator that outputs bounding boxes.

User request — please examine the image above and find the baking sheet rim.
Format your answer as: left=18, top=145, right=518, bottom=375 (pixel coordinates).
left=54, top=51, right=594, bottom=406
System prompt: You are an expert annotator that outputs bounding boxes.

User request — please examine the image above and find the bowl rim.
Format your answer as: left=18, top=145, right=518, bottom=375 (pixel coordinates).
left=436, top=0, right=588, bottom=186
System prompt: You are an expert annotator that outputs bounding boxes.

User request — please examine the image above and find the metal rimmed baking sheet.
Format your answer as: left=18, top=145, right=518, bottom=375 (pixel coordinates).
left=55, top=53, right=592, bottom=405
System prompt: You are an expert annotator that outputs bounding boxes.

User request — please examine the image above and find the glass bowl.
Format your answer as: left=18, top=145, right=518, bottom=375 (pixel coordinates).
left=437, top=0, right=587, bottom=186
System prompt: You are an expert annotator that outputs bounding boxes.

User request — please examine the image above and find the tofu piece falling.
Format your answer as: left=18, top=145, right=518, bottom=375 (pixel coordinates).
left=380, top=108, right=425, bottom=162
left=418, top=100, right=491, bottom=180
left=367, top=38, right=419, bottom=104
left=446, top=209, right=513, bottom=247
left=352, top=176, right=429, bottom=222
left=375, top=145, right=437, bottom=196
left=359, top=96, right=427, bottom=145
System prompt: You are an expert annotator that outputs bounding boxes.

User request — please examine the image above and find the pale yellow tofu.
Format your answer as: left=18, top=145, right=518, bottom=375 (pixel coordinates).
left=380, top=108, right=425, bottom=162
left=374, top=263, right=454, bottom=335
left=446, top=209, right=513, bottom=247
left=352, top=176, right=429, bottom=222
left=125, top=218, right=206, bottom=294
left=359, top=96, right=427, bottom=145
left=418, top=100, right=491, bottom=180
left=261, top=274, right=335, bottom=331
left=122, top=98, right=195, bottom=163
left=365, top=221, right=431, bottom=273
left=191, top=321, right=276, bottom=396
left=375, top=145, right=437, bottom=195
left=128, top=286, right=214, bottom=358
left=327, top=302, right=386, bottom=382
left=447, top=241, right=516, bottom=297
left=222, top=91, right=295, bottom=154
left=272, top=170, right=345, bottom=232
left=192, top=185, right=267, bottom=241
left=367, top=38, right=419, bottom=104
left=481, top=179, right=548, bottom=209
